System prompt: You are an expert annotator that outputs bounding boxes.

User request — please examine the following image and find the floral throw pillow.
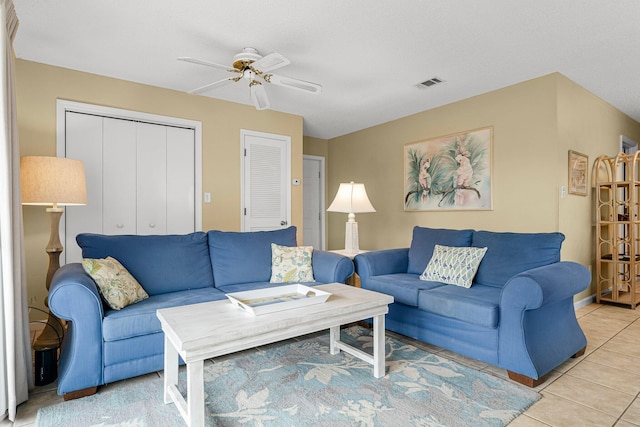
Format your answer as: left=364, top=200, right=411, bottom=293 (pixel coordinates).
left=420, top=244, right=488, bottom=288
left=270, top=243, right=315, bottom=283
left=82, top=256, right=149, bottom=310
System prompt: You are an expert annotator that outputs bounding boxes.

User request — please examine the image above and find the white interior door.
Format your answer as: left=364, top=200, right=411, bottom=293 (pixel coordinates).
left=303, top=155, right=325, bottom=249
left=64, top=112, right=103, bottom=263
left=137, top=122, right=168, bottom=235
left=103, top=118, right=137, bottom=235
left=166, top=127, right=196, bottom=234
left=241, top=130, right=291, bottom=232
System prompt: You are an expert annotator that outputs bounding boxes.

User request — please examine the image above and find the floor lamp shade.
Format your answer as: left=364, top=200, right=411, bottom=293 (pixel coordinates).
left=20, top=156, right=87, bottom=207
left=20, top=156, right=87, bottom=365
left=327, top=182, right=375, bottom=254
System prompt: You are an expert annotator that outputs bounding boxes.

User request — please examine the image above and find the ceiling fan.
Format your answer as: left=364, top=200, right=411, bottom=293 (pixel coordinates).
left=178, top=47, right=322, bottom=110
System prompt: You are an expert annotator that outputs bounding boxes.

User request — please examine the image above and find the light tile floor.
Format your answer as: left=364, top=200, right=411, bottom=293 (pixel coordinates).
left=4, top=303, right=640, bottom=426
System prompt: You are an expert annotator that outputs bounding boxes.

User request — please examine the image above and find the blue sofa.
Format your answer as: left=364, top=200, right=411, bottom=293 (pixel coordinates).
left=48, top=226, right=354, bottom=399
left=354, top=226, right=589, bottom=387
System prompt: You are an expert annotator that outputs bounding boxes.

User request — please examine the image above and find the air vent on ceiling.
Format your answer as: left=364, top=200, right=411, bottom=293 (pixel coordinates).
left=417, top=77, right=445, bottom=89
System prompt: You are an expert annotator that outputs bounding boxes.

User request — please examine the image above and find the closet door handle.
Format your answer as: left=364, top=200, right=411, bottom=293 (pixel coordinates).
left=116, top=224, right=124, bottom=229
left=149, top=223, right=156, bottom=228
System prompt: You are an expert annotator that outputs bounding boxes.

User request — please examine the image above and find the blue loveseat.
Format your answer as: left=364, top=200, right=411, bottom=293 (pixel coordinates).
left=48, top=226, right=354, bottom=399
left=354, top=226, right=590, bottom=387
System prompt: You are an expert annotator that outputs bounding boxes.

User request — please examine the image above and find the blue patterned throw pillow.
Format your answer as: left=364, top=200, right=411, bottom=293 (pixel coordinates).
left=420, top=244, right=488, bottom=288
left=270, top=243, right=315, bottom=283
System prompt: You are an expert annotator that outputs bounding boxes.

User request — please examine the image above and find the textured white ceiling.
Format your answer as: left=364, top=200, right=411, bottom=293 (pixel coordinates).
left=13, top=0, right=640, bottom=139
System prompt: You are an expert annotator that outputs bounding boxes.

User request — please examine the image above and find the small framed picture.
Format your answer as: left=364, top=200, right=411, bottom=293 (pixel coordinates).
left=568, top=150, right=588, bottom=196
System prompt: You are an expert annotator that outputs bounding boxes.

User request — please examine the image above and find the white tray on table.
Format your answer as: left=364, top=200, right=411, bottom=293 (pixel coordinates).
left=225, top=284, right=331, bottom=316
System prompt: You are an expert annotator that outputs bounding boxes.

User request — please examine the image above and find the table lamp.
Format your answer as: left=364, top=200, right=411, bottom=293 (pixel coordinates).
left=327, top=181, right=375, bottom=254
left=21, top=156, right=87, bottom=352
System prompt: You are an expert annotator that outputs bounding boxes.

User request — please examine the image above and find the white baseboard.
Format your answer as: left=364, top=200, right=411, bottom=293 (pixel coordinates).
left=574, top=294, right=596, bottom=310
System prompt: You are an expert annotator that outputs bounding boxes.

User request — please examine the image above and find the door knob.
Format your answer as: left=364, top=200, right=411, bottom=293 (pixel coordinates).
left=280, top=220, right=288, bottom=226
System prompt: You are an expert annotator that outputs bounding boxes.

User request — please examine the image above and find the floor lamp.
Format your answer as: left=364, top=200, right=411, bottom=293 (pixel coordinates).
left=327, top=181, right=376, bottom=254
left=20, top=156, right=87, bottom=370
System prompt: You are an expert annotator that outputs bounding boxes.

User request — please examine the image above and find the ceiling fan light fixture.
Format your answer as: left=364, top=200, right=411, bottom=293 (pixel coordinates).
left=181, top=47, right=321, bottom=108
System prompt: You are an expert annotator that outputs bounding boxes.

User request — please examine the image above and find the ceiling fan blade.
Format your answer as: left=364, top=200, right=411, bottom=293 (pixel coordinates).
left=250, top=82, right=270, bottom=110
left=251, top=52, right=290, bottom=73
left=189, top=76, right=239, bottom=94
left=264, top=74, right=322, bottom=94
left=178, top=57, right=238, bottom=73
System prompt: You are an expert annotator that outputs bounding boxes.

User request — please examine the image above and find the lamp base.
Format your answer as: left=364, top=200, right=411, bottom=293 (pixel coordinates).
left=344, top=220, right=360, bottom=254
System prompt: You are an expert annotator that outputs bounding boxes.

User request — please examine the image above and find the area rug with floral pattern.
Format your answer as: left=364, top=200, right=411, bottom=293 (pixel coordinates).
left=36, top=325, right=540, bottom=426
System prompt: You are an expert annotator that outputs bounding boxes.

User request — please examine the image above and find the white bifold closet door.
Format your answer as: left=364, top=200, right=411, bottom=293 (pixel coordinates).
left=64, top=112, right=195, bottom=264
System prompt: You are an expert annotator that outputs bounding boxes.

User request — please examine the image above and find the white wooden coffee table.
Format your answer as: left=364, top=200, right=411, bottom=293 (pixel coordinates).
left=156, top=283, right=394, bottom=427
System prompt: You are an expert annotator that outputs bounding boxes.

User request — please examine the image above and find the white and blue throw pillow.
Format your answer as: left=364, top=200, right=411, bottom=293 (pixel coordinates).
left=420, top=244, right=488, bottom=288
left=270, top=243, right=315, bottom=283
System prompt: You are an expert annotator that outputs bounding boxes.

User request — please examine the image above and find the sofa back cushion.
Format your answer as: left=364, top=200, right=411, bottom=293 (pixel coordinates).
left=76, top=232, right=214, bottom=295
left=407, top=227, right=474, bottom=274
left=472, top=230, right=565, bottom=287
left=208, top=226, right=297, bottom=287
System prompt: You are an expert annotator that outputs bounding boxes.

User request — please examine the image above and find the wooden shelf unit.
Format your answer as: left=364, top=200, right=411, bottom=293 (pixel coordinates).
left=594, top=153, right=640, bottom=309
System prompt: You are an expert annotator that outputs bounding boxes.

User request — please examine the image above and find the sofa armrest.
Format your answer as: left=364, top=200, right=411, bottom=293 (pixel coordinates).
left=312, top=250, right=354, bottom=283
left=354, top=249, right=409, bottom=286
left=48, top=263, right=105, bottom=395
left=499, top=261, right=590, bottom=379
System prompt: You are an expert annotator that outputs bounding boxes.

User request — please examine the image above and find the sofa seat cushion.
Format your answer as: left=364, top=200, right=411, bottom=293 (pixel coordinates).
left=407, top=227, right=474, bottom=275
left=472, top=231, right=564, bottom=287
left=102, top=287, right=226, bottom=342
left=362, top=274, right=446, bottom=307
left=77, top=232, right=214, bottom=295
left=417, top=284, right=502, bottom=329
left=208, top=227, right=297, bottom=287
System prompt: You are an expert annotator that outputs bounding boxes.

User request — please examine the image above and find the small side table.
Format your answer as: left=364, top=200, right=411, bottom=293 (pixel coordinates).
left=329, top=249, right=369, bottom=287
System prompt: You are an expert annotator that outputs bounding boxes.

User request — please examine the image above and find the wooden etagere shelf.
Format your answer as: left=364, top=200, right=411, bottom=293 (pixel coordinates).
left=594, top=152, right=640, bottom=309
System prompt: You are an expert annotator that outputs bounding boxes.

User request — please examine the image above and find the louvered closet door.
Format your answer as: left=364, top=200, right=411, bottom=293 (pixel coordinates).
left=242, top=130, right=291, bottom=232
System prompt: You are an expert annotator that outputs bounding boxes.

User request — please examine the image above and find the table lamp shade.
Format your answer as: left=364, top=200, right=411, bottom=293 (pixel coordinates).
left=328, top=182, right=375, bottom=254
left=327, top=182, right=376, bottom=214
left=21, top=156, right=87, bottom=206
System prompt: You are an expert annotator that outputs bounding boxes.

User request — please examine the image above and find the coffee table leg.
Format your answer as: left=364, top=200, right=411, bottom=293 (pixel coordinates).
left=164, top=335, right=178, bottom=404
left=373, top=314, right=385, bottom=378
left=329, top=325, right=340, bottom=355
left=187, top=360, right=205, bottom=427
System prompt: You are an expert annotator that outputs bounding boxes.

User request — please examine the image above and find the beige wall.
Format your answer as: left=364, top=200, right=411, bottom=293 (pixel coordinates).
left=326, top=73, right=640, bottom=301
left=17, top=59, right=304, bottom=317
left=303, top=136, right=329, bottom=159
left=555, top=74, right=640, bottom=300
